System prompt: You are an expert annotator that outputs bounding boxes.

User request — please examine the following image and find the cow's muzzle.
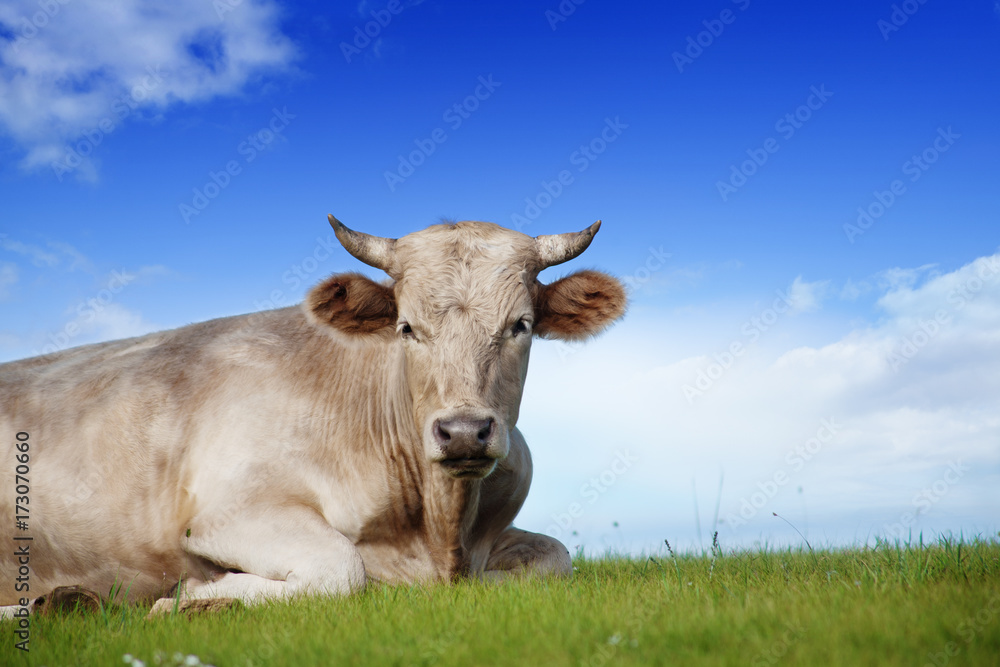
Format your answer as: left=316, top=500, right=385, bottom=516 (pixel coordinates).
left=431, top=414, right=503, bottom=478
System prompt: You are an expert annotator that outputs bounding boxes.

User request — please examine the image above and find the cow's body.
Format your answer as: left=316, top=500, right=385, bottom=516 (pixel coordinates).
left=1, top=218, right=625, bottom=610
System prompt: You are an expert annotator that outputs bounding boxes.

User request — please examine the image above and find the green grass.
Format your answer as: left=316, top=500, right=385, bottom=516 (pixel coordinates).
left=6, top=536, right=1000, bottom=666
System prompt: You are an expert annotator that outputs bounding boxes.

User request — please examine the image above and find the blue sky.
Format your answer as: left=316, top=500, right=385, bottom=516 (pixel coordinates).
left=1, top=0, right=998, bottom=554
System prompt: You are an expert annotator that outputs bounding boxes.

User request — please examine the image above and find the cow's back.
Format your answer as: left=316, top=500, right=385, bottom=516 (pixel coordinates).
left=0, top=307, right=315, bottom=603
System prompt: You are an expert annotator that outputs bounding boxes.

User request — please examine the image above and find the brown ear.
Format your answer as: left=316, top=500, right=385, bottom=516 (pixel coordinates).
left=534, top=270, right=626, bottom=341
left=305, top=272, right=397, bottom=336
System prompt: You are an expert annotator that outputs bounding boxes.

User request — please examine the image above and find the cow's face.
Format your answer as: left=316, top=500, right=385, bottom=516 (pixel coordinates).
left=306, top=217, right=626, bottom=479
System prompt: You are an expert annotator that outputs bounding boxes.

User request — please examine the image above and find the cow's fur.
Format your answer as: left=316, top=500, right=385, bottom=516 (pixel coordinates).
left=0, top=220, right=625, bottom=611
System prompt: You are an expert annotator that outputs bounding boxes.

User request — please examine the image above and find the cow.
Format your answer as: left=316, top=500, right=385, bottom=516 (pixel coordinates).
left=0, top=216, right=626, bottom=614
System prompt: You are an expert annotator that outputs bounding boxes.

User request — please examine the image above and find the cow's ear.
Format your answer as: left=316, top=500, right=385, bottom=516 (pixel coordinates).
left=305, top=272, right=397, bottom=337
left=534, top=270, right=626, bottom=341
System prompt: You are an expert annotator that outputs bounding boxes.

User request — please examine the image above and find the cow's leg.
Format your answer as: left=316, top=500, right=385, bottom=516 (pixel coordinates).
left=0, top=603, right=30, bottom=620
left=483, top=527, right=572, bottom=580
left=471, top=429, right=572, bottom=581
left=152, top=505, right=365, bottom=612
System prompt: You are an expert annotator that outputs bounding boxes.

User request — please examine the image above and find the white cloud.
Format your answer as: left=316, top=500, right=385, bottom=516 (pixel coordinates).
left=80, top=302, right=159, bottom=341
left=0, top=236, right=166, bottom=289
left=0, top=0, right=295, bottom=177
left=876, top=263, right=937, bottom=292
left=0, top=261, right=17, bottom=299
left=785, top=275, right=830, bottom=313
left=45, top=241, right=93, bottom=272
left=625, top=258, right=743, bottom=299
left=839, top=277, right=871, bottom=301
left=516, top=251, right=1000, bottom=551
left=0, top=240, right=173, bottom=357
left=26, top=302, right=159, bottom=359
left=0, top=236, right=59, bottom=267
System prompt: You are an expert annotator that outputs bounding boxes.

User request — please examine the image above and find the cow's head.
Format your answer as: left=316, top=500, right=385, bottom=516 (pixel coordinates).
left=305, top=216, right=626, bottom=479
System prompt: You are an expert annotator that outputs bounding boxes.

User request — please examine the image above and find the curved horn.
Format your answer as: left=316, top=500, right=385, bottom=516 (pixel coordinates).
left=535, top=220, right=602, bottom=269
left=328, top=214, right=397, bottom=273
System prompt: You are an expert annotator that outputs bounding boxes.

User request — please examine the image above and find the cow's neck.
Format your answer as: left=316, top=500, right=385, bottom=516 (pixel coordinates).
left=369, top=343, right=484, bottom=580
left=422, top=468, right=481, bottom=579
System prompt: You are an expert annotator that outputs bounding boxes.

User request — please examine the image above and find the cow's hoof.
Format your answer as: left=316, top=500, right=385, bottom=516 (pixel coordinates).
left=35, top=586, right=103, bottom=616
left=146, top=597, right=243, bottom=619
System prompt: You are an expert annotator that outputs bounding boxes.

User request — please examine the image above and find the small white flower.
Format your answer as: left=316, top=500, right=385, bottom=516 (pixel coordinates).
left=123, top=655, right=134, bottom=664
left=607, top=633, right=622, bottom=646
left=185, top=656, right=200, bottom=667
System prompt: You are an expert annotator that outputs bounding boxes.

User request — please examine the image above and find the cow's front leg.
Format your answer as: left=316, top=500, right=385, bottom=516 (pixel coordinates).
left=151, top=505, right=365, bottom=613
left=483, top=527, right=572, bottom=580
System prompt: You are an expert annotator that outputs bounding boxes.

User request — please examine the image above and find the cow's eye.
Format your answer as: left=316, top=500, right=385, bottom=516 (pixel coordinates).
left=511, top=319, right=531, bottom=337
left=399, top=322, right=414, bottom=338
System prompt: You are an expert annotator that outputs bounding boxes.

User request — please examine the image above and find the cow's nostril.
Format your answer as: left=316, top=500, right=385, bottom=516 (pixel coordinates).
left=434, top=420, right=451, bottom=443
left=477, top=419, right=494, bottom=443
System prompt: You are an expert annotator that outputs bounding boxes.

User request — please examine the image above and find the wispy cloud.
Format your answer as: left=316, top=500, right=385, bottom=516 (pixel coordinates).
left=0, top=0, right=296, bottom=179
left=77, top=302, right=159, bottom=342
left=0, top=237, right=59, bottom=267
left=785, top=275, right=831, bottom=313
left=1, top=235, right=100, bottom=272
left=839, top=277, right=872, bottom=301
left=0, top=235, right=173, bottom=327
left=0, top=261, right=17, bottom=300
left=129, top=264, right=174, bottom=284
left=876, top=263, right=938, bottom=292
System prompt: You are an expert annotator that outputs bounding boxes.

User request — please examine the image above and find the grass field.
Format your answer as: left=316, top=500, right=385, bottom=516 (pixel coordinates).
left=6, top=536, right=999, bottom=666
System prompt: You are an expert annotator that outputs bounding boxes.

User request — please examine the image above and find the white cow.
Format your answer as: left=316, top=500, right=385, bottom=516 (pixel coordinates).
left=0, top=216, right=626, bottom=613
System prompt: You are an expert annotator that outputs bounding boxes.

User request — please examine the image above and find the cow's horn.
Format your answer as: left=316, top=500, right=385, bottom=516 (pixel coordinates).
left=328, top=214, right=397, bottom=273
left=535, top=220, right=602, bottom=269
